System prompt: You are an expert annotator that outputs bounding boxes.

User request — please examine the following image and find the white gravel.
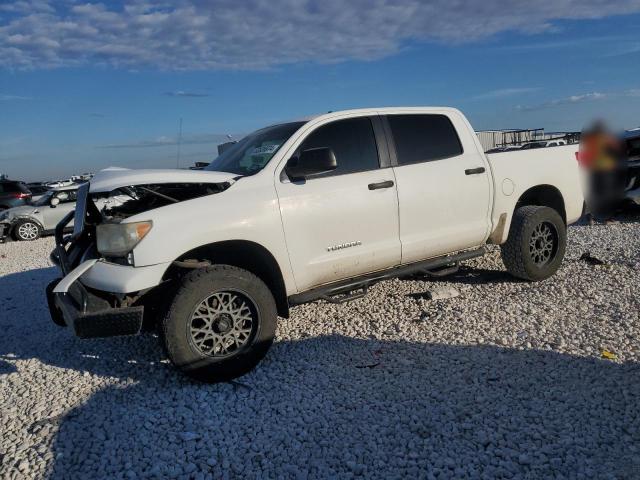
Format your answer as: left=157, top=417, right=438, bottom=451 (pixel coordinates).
left=1, top=218, right=639, bottom=479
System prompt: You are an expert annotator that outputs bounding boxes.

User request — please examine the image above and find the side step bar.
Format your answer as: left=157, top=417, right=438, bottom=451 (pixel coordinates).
left=289, top=247, right=486, bottom=306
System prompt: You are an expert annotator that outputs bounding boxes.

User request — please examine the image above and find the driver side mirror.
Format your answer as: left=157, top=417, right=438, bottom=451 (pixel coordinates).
left=285, top=147, right=337, bottom=180
left=50, top=197, right=60, bottom=208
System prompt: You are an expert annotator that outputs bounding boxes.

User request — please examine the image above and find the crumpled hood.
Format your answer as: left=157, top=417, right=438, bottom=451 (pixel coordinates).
left=89, top=167, right=237, bottom=193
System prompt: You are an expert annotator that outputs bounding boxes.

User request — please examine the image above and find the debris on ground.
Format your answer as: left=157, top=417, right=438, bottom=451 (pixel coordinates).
left=409, top=286, right=460, bottom=301
left=601, top=350, right=617, bottom=360
left=355, top=363, right=380, bottom=369
left=579, top=251, right=606, bottom=265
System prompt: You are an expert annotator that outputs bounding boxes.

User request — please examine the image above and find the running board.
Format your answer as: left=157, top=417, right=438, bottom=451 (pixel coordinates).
left=289, top=247, right=486, bottom=306
left=423, top=262, right=460, bottom=277
left=321, top=286, right=368, bottom=304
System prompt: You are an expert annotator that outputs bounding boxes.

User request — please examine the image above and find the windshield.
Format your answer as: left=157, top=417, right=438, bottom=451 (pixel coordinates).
left=205, top=122, right=306, bottom=175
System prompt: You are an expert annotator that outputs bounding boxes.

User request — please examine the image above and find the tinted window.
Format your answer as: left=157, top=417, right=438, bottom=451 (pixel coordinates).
left=387, top=114, right=463, bottom=165
left=299, top=117, right=379, bottom=177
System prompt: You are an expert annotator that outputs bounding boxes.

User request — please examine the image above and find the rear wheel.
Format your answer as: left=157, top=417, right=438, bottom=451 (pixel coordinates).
left=13, top=219, right=42, bottom=241
left=501, top=206, right=566, bottom=281
left=161, top=265, right=277, bottom=382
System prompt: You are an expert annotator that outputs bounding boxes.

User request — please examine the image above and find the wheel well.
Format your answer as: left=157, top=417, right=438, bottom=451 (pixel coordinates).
left=515, top=185, right=566, bottom=224
left=12, top=217, right=44, bottom=231
left=164, top=240, right=290, bottom=318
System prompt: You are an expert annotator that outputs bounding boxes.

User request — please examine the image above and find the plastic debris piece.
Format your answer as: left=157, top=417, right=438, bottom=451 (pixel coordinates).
left=601, top=350, right=617, bottom=360
left=409, top=287, right=460, bottom=301
left=579, top=251, right=605, bottom=265
left=355, top=363, right=380, bottom=369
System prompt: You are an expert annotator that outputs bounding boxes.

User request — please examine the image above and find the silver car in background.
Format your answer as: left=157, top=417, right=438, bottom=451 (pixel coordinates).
left=0, top=185, right=123, bottom=241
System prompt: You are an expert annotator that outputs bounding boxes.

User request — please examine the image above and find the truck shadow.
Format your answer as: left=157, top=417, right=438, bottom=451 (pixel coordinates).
left=1, top=267, right=639, bottom=479
left=45, top=336, right=640, bottom=479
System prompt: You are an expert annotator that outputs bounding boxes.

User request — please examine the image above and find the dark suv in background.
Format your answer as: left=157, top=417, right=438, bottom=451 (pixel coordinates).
left=0, top=180, right=32, bottom=210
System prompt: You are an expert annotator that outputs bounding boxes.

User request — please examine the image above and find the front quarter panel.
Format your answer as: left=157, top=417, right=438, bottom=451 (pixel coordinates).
left=126, top=175, right=298, bottom=295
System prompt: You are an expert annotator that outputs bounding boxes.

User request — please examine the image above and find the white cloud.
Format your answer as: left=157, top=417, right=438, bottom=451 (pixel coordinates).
left=515, top=90, right=640, bottom=111
left=472, top=87, right=540, bottom=100
left=0, top=94, right=31, bottom=101
left=165, top=90, right=210, bottom=97
left=98, top=132, right=238, bottom=149
left=2, top=0, right=640, bottom=70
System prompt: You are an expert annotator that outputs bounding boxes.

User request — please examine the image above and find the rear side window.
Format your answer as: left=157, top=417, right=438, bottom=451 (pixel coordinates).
left=387, top=114, right=463, bottom=165
left=299, top=117, right=380, bottom=177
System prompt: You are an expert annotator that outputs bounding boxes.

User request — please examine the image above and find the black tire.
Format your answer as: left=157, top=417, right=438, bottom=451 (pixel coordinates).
left=12, top=219, right=42, bottom=241
left=161, top=265, right=277, bottom=382
left=500, top=206, right=566, bottom=281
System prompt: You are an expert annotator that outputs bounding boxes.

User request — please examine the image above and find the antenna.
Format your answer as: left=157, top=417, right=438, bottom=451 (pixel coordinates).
left=176, top=117, right=183, bottom=168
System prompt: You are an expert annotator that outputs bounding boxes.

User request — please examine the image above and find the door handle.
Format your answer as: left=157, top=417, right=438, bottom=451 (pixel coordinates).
left=368, top=180, right=395, bottom=190
left=465, top=167, right=486, bottom=175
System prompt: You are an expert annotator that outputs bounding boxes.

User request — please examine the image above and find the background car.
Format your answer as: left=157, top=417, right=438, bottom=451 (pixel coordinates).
left=520, top=141, right=547, bottom=150
left=26, top=183, right=51, bottom=202
left=0, top=186, right=79, bottom=241
left=0, top=186, right=128, bottom=241
left=0, top=180, right=32, bottom=211
left=545, top=140, right=567, bottom=147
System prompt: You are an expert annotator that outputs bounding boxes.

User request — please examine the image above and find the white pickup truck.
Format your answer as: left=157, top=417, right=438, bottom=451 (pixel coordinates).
left=47, top=107, right=583, bottom=382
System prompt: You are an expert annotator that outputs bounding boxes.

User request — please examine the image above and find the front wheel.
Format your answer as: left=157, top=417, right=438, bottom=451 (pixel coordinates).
left=13, top=219, right=42, bottom=241
left=501, top=206, right=566, bottom=281
left=161, top=265, right=277, bottom=382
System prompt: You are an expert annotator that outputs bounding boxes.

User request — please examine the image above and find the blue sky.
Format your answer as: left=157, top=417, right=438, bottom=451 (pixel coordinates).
left=1, top=0, right=640, bottom=181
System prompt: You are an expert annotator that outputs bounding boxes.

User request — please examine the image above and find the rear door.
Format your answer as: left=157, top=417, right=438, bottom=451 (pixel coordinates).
left=275, top=115, right=401, bottom=292
left=384, top=112, right=492, bottom=264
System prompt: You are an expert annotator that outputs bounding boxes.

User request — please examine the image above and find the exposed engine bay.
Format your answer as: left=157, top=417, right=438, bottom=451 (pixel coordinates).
left=101, top=182, right=232, bottom=219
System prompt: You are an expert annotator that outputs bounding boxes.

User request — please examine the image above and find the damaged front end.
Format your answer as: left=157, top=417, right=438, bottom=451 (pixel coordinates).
left=103, top=182, right=231, bottom=220
left=48, top=169, right=237, bottom=338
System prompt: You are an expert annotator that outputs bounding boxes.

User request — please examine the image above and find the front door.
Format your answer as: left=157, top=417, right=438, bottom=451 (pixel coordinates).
left=41, top=190, right=78, bottom=230
left=275, top=116, right=401, bottom=292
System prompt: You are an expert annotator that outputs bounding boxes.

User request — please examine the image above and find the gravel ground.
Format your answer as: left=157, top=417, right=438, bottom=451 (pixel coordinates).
left=0, top=217, right=639, bottom=479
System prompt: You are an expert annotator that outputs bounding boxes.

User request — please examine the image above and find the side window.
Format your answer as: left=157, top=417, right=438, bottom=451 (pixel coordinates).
left=56, top=191, right=77, bottom=204
left=387, top=114, right=463, bottom=165
left=298, top=117, right=380, bottom=177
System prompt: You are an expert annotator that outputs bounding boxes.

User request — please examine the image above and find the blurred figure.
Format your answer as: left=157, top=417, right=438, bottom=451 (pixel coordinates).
left=578, top=121, right=627, bottom=223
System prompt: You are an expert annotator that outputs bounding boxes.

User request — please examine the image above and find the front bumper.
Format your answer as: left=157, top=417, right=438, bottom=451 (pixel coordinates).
left=47, top=277, right=144, bottom=338
left=0, top=222, right=10, bottom=241
left=46, top=187, right=160, bottom=338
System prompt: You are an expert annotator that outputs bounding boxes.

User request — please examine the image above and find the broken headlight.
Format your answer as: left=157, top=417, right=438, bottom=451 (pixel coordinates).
left=96, top=221, right=153, bottom=257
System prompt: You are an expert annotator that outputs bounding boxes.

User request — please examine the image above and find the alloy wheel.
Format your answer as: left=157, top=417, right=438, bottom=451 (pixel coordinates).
left=188, top=291, right=258, bottom=357
left=529, top=221, right=558, bottom=266
left=18, top=222, right=39, bottom=240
